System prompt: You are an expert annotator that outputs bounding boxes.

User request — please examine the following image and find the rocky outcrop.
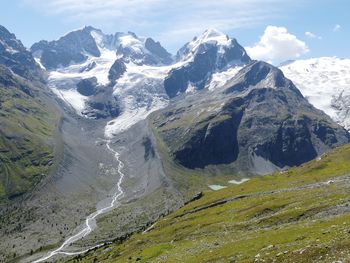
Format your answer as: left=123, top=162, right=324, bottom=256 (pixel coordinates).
left=144, top=38, right=173, bottom=65
left=108, top=58, right=126, bottom=83
left=82, top=88, right=120, bottom=119
left=76, top=77, right=98, bottom=96
left=31, top=26, right=101, bottom=70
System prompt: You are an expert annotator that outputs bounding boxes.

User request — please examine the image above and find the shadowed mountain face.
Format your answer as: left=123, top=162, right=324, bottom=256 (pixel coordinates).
left=151, top=61, right=350, bottom=174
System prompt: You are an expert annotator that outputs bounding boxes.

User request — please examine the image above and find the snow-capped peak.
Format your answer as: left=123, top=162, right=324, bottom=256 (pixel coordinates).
left=177, top=28, right=232, bottom=60
left=118, top=33, right=147, bottom=54
left=198, top=28, right=230, bottom=45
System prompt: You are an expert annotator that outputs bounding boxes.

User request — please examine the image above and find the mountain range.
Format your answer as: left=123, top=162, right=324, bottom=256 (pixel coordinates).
left=0, top=24, right=350, bottom=262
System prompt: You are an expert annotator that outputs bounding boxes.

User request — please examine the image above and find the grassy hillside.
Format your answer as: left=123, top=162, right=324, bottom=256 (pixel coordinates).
left=73, top=144, right=350, bottom=263
left=0, top=66, right=58, bottom=203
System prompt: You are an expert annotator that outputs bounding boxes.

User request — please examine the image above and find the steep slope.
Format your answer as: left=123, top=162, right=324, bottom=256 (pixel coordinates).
left=164, top=29, right=251, bottom=97
left=150, top=61, right=349, bottom=175
left=0, top=25, right=42, bottom=80
left=280, top=57, right=350, bottom=129
left=0, top=67, right=58, bottom=203
left=0, top=25, right=59, bottom=203
left=72, top=144, right=350, bottom=263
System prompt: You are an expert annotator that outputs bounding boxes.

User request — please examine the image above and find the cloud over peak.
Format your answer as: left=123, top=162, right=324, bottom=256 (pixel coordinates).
left=246, top=26, right=309, bottom=64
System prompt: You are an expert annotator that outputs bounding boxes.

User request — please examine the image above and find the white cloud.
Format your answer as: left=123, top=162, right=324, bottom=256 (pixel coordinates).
left=305, top=31, right=322, bottom=39
left=246, top=26, right=309, bottom=63
left=333, top=24, right=341, bottom=32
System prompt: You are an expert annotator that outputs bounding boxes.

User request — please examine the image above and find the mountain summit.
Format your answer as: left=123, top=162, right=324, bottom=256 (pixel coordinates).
left=165, top=29, right=251, bottom=97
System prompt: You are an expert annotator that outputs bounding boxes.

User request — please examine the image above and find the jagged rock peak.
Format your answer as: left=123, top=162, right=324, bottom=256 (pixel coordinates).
left=0, top=24, right=42, bottom=80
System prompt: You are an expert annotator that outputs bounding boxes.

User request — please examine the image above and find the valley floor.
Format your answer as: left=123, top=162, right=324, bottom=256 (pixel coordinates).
left=0, top=102, right=183, bottom=263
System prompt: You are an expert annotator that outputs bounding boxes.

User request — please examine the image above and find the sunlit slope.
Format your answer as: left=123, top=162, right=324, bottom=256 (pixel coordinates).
left=75, top=144, right=350, bottom=263
left=0, top=66, right=58, bottom=203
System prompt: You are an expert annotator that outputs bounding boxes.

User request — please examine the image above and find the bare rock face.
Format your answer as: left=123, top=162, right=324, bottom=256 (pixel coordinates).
left=31, top=26, right=101, bottom=70
left=108, top=58, right=127, bottom=83
left=0, top=25, right=42, bottom=80
left=76, top=77, right=99, bottom=96
left=82, top=87, right=121, bottom=119
left=152, top=61, right=350, bottom=175
left=144, top=38, right=173, bottom=65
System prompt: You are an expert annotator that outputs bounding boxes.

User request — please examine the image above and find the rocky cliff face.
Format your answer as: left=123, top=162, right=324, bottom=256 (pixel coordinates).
left=144, top=37, right=173, bottom=65
left=31, top=26, right=101, bottom=70
left=151, top=61, right=349, bottom=175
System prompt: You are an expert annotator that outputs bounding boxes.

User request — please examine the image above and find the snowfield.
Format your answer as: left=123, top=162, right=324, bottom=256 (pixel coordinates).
left=49, top=48, right=117, bottom=86
left=280, top=57, right=350, bottom=129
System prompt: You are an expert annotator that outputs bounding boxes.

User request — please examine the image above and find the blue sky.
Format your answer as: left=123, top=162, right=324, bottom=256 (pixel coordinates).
left=1, top=0, right=348, bottom=63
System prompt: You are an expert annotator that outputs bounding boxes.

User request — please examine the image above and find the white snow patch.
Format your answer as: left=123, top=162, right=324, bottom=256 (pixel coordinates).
left=186, top=83, right=196, bottom=93
left=190, top=29, right=230, bottom=50
left=207, top=66, right=242, bottom=91
left=228, top=178, right=250, bottom=185
left=51, top=87, right=87, bottom=114
left=105, top=95, right=168, bottom=138
left=208, top=185, right=227, bottom=191
left=34, top=57, right=46, bottom=70
left=119, top=34, right=145, bottom=54
left=104, top=61, right=177, bottom=138
left=49, top=48, right=117, bottom=86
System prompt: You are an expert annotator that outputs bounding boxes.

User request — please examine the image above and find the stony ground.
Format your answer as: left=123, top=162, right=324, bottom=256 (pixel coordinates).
left=0, top=104, right=183, bottom=263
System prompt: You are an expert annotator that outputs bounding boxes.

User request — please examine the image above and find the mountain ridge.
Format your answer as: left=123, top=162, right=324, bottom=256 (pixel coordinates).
left=150, top=60, right=349, bottom=175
